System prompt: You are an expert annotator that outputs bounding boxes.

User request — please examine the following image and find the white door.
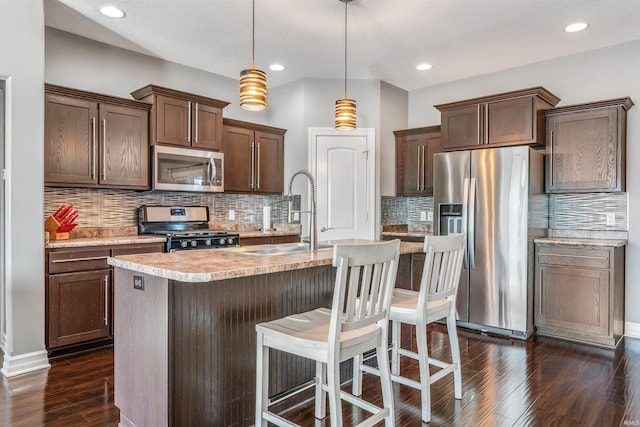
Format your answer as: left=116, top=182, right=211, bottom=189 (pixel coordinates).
left=310, top=128, right=375, bottom=241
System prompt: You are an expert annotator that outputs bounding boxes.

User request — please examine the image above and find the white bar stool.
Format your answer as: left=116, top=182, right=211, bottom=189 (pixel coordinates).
left=255, top=239, right=401, bottom=427
left=353, top=234, right=465, bottom=423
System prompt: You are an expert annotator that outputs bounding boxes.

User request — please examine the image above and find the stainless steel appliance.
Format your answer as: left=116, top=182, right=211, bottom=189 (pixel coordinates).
left=152, top=145, right=224, bottom=192
left=138, top=205, right=239, bottom=252
left=433, top=146, right=547, bottom=338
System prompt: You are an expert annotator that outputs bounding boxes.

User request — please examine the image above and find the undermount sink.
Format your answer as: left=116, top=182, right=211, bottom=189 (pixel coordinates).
left=227, top=242, right=334, bottom=256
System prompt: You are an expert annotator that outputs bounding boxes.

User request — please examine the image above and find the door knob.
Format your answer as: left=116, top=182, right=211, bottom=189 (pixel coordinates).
left=320, top=227, right=333, bottom=232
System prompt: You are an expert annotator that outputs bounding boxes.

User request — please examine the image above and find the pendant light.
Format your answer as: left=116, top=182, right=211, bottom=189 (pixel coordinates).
left=335, top=0, right=356, bottom=130
left=240, top=0, right=267, bottom=111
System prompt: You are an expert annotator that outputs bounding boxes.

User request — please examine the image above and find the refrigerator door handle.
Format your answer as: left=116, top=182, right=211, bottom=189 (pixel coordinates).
left=468, top=177, right=476, bottom=270
left=462, top=178, right=470, bottom=269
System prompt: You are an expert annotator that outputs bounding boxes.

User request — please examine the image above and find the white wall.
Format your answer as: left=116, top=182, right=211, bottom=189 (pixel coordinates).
left=0, top=0, right=49, bottom=375
left=408, top=39, right=640, bottom=325
left=379, top=82, right=408, bottom=197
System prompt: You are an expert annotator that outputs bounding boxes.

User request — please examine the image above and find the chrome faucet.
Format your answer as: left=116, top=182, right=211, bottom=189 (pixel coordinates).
left=287, top=170, right=317, bottom=251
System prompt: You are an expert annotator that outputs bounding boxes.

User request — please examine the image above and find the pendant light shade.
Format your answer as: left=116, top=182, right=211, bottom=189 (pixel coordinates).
left=335, top=97, right=356, bottom=130
left=240, top=64, right=267, bottom=111
left=335, top=0, right=356, bottom=130
left=240, top=0, right=267, bottom=111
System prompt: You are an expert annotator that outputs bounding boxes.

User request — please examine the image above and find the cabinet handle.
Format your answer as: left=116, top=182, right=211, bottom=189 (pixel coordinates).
left=187, top=102, right=192, bottom=143
left=549, top=130, right=554, bottom=186
left=104, top=274, right=109, bottom=326
left=477, top=104, right=481, bottom=145
left=102, top=118, right=107, bottom=182
left=484, top=104, right=489, bottom=144
left=91, top=117, right=96, bottom=180
left=51, top=256, right=109, bottom=264
left=421, top=145, right=426, bottom=191
left=194, top=103, right=199, bottom=144
left=250, top=141, right=255, bottom=189
left=416, top=145, right=420, bottom=191
left=256, top=142, right=261, bottom=190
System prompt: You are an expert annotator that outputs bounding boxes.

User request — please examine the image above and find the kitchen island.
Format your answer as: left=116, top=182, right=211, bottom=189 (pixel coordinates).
left=108, top=240, right=422, bottom=427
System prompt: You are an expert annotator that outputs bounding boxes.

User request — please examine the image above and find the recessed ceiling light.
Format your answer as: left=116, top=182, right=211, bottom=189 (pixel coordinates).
left=416, top=63, right=433, bottom=71
left=269, top=64, right=285, bottom=71
left=564, top=22, right=589, bottom=33
left=100, top=6, right=125, bottom=18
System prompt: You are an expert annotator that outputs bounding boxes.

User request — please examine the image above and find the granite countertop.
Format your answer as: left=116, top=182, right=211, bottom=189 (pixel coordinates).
left=108, top=240, right=423, bottom=282
left=534, top=237, right=627, bottom=248
left=46, top=235, right=167, bottom=249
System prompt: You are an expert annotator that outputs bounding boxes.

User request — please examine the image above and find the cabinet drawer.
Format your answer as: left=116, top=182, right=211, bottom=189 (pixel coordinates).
left=48, top=248, right=110, bottom=274
left=537, top=245, right=610, bottom=269
left=112, top=243, right=165, bottom=256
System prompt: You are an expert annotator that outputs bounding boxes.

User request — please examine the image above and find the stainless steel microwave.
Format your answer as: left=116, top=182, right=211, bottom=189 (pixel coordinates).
left=152, top=145, right=224, bottom=192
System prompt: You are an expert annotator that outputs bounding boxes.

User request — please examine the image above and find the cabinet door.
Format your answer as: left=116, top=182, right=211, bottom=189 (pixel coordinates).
left=441, top=105, right=482, bottom=150
left=156, top=95, right=190, bottom=147
left=192, top=102, right=223, bottom=150
left=223, top=125, right=255, bottom=192
left=424, top=132, right=442, bottom=195
left=255, top=130, right=284, bottom=193
left=48, top=269, right=111, bottom=349
left=486, top=97, right=534, bottom=145
left=100, top=103, right=149, bottom=188
left=547, top=108, right=620, bottom=192
left=535, top=264, right=610, bottom=337
left=45, top=94, right=98, bottom=185
left=396, top=134, right=421, bottom=195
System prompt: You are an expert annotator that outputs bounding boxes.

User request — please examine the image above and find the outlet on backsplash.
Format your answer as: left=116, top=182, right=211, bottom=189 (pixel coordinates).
left=420, top=211, right=427, bottom=221
left=606, top=212, right=615, bottom=226
left=228, top=209, right=235, bottom=221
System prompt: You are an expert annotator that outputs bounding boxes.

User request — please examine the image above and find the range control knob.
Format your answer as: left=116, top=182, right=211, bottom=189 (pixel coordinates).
left=204, top=239, right=212, bottom=246
left=180, top=240, right=188, bottom=248
left=227, top=237, right=236, bottom=245
left=190, top=240, right=198, bottom=247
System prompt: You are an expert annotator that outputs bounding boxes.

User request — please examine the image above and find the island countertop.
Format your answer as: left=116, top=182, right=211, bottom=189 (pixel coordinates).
left=107, top=239, right=422, bottom=282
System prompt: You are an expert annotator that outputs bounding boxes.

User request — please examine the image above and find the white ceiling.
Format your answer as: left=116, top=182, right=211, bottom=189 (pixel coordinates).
left=44, top=0, right=640, bottom=91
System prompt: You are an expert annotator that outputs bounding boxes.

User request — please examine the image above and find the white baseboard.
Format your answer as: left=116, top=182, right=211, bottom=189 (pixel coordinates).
left=625, top=321, right=640, bottom=339
left=1, top=349, right=50, bottom=378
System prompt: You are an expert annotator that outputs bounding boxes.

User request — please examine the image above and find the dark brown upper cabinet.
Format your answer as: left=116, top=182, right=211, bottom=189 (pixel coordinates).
left=394, top=126, right=442, bottom=196
left=435, top=87, right=560, bottom=151
left=45, top=84, right=150, bottom=190
left=131, top=84, right=229, bottom=151
left=222, top=118, right=286, bottom=194
left=545, top=97, right=633, bottom=193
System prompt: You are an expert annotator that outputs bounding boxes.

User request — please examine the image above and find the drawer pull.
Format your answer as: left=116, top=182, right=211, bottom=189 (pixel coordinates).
left=51, top=256, right=109, bottom=263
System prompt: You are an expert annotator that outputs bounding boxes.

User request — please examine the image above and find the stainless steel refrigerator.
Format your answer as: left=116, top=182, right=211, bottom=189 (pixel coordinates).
left=433, top=145, right=548, bottom=338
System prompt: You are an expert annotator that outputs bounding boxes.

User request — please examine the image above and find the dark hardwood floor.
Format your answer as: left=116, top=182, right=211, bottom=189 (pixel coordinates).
left=1, top=325, right=639, bottom=426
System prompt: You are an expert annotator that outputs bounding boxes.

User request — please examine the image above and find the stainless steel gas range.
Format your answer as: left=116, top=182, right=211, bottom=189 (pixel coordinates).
left=138, top=205, right=239, bottom=252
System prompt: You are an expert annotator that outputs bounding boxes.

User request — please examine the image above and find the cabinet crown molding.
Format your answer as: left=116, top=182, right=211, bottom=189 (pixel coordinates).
left=223, top=118, right=287, bottom=135
left=544, top=97, right=634, bottom=116
left=45, top=83, right=151, bottom=111
left=393, top=125, right=440, bottom=137
left=131, top=84, right=230, bottom=108
left=434, top=86, right=560, bottom=111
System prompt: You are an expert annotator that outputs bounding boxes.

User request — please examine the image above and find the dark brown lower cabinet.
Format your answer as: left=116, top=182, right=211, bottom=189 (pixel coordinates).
left=534, top=243, right=625, bottom=348
left=46, top=242, right=164, bottom=353
left=239, top=234, right=300, bottom=246
left=48, top=269, right=111, bottom=348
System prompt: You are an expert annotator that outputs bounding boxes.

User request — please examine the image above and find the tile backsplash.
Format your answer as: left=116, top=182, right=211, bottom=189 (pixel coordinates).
left=381, top=192, right=628, bottom=236
left=44, top=188, right=300, bottom=228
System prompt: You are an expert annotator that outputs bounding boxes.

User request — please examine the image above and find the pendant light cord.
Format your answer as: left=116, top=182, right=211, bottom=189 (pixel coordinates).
left=252, top=0, right=256, bottom=67
left=344, top=0, right=348, bottom=97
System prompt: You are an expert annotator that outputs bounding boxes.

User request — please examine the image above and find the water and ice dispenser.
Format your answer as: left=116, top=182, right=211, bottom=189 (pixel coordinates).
left=438, top=204, right=463, bottom=235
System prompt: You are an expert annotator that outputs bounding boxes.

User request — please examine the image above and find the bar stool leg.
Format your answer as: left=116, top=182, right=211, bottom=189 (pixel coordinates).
left=315, top=361, right=327, bottom=419
left=447, top=310, right=462, bottom=399
left=255, top=331, right=269, bottom=427
left=391, top=320, right=401, bottom=376
left=416, top=321, right=431, bottom=423
left=327, top=357, right=343, bottom=426
left=377, top=339, right=395, bottom=426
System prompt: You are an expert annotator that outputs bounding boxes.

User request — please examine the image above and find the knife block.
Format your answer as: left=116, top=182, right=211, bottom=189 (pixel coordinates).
left=44, top=216, right=70, bottom=240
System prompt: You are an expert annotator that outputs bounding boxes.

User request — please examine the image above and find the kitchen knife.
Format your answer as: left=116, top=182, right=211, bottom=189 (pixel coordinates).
left=52, top=204, right=67, bottom=219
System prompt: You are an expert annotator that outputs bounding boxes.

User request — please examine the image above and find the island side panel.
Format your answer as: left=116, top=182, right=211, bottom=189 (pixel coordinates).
left=168, top=253, right=414, bottom=427
left=114, top=268, right=169, bottom=427
left=169, top=265, right=336, bottom=427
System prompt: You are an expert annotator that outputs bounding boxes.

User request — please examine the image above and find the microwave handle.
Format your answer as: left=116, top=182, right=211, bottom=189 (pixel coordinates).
left=207, top=158, right=214, bottom=185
